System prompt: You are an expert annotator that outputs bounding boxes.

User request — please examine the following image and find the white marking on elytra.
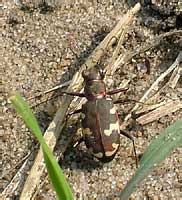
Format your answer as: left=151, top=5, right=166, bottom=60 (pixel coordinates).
left=104, top=121, right=120, bottom=136
left=105, top=143, right=119, bottom=157
left=110, top=106, right=116, bottom=114
left=105, top=149, right=117, bottom=157
left=93, top=152, right=103, bottom=158
left=112, top=143, right=119, bottom=149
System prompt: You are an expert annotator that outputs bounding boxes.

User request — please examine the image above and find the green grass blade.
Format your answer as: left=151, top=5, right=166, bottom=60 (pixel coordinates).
left=119, top=119, right=182, bottom=200
left=42, top=147, right=74, bottom=200
left=139, top=120, right=182, bottom=165
left=9, top=92, right=43, bottom=141
left=10, top=92, right=74, bottom=200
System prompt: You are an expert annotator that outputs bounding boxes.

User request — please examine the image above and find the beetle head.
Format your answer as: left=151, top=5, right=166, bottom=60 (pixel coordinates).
left=82, top=67, right=105, bottom=82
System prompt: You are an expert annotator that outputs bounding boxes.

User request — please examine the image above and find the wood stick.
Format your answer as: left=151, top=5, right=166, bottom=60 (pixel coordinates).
left=134, top=101, right=166, bottom=115
left=168, top=62, right=182, bottom=89
left=106, top=28, right=127, bottom=75
left=136, top=100, right=182, bottom=125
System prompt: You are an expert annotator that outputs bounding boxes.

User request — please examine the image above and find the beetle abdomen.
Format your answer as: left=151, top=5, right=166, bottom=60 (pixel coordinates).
left=81, top=98, right=120, bottom=162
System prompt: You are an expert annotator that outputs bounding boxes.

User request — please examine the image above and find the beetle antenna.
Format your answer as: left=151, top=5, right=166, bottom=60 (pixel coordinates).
left=29, top=93, right=61, bottom=109
left=27, top=80, right=71, bottom=101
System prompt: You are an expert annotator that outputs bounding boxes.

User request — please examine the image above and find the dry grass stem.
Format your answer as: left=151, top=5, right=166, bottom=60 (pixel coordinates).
left=18, top=3, right=141, bottom=200
left=136, top=100, right=182, bottom=125
left=106, top=28, right=127, bottom=75
left=124, top=51, right=182, bottom=122
left=111, top=30, right=182, bottom=76
left=134, top=101, right=167, bottom=115
left=2, top=156, right=31, bottom=199
left=168, top=61, right=182, bottom=89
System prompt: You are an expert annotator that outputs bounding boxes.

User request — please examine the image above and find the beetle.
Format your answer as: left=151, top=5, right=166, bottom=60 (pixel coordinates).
left=61, top=67, right=137, bottom=163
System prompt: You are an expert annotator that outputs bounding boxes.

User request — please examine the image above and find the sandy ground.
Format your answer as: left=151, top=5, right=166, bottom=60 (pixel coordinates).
left=1, top=1, right=182, bottom=200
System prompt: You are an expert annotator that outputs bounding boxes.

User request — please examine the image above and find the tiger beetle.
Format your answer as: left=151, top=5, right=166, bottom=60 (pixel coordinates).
left=61, top=67, right=138, bottom=164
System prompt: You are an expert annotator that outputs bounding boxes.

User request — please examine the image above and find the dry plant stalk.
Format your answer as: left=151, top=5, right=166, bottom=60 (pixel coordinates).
left=136, top=100, right=182, bottom=125
left=106, top=28, right=127, bottom=74
left=135, top=52, right=182, bottom=125
left=27, top=80, right=72, bottom=101
left=134, top=101, right=166, bottom=115
left=111, top=30, right=182, bottom=76
left=15, top=3, right=141, bottom=200
left=124, top=51, right=182, bottom=123
left=168, top=60, right=182, bottom=89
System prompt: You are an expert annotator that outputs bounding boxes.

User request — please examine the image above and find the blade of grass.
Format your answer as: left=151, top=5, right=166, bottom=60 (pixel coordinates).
left=10, top=92, right=74, bottom=200
left=139, top=120, right=182, bottom=165
left=119, top=119, right=182, bottom=200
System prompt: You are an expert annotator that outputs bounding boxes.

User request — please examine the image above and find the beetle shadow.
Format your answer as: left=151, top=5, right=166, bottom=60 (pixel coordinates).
left=31, top=27, right=112, bottom=171
left=54, top=123, right=104, bottom=170
left=60, top=145, right=105, bottom=171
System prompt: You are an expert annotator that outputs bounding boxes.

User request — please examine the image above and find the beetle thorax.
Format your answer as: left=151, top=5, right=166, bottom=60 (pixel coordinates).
left=82, top=67, right=106, bottom=100
left=84, top=81, right=106, bottom=100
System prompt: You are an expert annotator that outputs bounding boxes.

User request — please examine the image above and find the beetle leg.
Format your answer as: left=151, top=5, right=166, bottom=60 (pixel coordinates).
left=120, top=130, right=138, bottom=167
left=113, top=99, right=125, bottom=104
left=71, top=130, right=84, bottom=148
left=107, top=88, right=128, bottom=95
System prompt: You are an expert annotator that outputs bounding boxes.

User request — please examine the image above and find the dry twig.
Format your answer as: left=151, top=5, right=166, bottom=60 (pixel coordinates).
left=106, top=28, right=127, bottom=74
left=110, top=30, right=182, bottom=76
left=136, top=100, right=182, bottom=125
left=134, top=101, right=166, bottom=115
left=1, top=152, right=34, bottom=199
left=124, top=51, right=182, bottom=123
left=168, top=59, right=182, bottom=89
